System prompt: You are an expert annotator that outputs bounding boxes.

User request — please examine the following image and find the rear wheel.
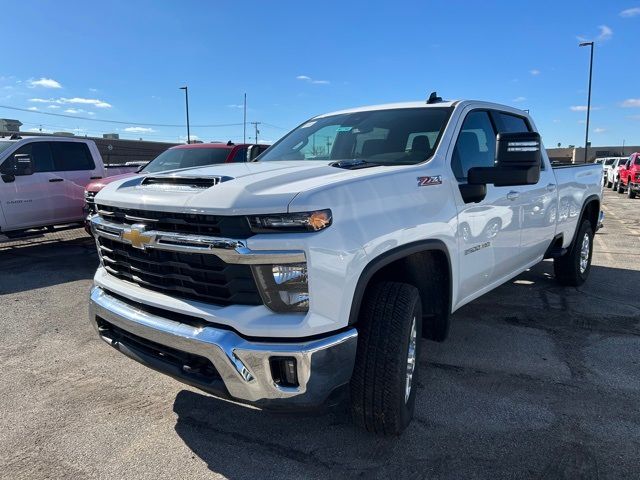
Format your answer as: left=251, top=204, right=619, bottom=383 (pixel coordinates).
left=553, top=219, right=593, bottom=286
left=628, top=184, right=637, bottom=199
left=350, top=282, right=422, bottom=436
left=617, top=181, right=625, bottom=194
left=606, top=180, right=612, bottom=188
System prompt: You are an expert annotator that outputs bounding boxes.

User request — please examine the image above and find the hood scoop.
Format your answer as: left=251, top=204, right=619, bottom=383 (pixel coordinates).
left=139, top=175, right=233, bottom=191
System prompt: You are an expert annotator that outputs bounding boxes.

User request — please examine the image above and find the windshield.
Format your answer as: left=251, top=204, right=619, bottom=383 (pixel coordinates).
left=604, top=158, right=616, bottom=165
left=141, top=147, right=230, bottom=173
left=258, top=107, right=452, bottom=165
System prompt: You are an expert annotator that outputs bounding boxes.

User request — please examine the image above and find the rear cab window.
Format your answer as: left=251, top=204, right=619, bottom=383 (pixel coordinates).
left=51, top=141, right=95, bottom=171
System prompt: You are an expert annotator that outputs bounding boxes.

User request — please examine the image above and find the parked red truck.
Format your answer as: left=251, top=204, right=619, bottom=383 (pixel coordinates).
left=616, top=152, right=640, bottom=198
left=84, top=142, right=270, bottom=218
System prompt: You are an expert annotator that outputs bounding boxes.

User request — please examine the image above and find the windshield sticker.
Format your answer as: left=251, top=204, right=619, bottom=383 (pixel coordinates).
left=417, top=175, right=442, bottom=187
left=300, top=121, right=316, bottom=128
left=336, top=126, right=353, bottom=132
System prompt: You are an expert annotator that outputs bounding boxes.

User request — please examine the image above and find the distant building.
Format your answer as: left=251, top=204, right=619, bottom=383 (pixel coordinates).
left=546, top=145, right=640, bottom=164
left=0, top=118, right=22, bottom=133
left=103, top=133, right=120, bottom=139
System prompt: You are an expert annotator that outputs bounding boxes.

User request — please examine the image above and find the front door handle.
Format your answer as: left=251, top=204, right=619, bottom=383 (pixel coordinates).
left=49, top=178, right=64, bottom=183
left=546, top=183, right=557, bottom=192
left=506, top=191, right=520, bottom=201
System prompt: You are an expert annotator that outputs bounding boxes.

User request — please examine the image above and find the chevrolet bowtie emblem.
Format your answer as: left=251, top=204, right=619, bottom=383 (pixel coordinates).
left=121, top=224, right=154, bottom=250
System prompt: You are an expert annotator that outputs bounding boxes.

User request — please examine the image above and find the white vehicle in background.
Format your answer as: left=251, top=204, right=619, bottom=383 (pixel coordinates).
left=605, top=157, right=627, bottom=189
left=88, top=97, right=603, bottom=435
left=0, top=135, right=136, bottom=240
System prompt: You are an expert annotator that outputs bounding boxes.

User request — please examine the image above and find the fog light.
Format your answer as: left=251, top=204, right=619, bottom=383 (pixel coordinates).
left=270, top=356, right=298, bottom=387
left=252, top=263, right=309, bottom=313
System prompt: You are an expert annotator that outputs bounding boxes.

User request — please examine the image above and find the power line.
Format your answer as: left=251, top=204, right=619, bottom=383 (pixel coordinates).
left=0, top=104, right=245, bottom=128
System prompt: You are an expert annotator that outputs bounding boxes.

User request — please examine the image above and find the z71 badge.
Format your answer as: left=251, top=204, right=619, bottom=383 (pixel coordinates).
left=417, top=175, right=442, bottom=187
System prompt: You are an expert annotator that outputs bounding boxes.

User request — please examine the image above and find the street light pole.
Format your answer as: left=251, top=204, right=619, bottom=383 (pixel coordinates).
left=579, top=41, right=594, bottom=163
left=179, top=86, right=191, bottom=144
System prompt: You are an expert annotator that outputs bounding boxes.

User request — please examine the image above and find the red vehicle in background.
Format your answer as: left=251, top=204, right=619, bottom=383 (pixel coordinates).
left=616, top=152, right=640, bottom=199
left=83, top=142, right=269, bottom=232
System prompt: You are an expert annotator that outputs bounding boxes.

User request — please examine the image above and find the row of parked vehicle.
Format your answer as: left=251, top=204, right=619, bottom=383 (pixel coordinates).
left=599, top=154, right=640, bottom=198
left=0, top=135, right=269, bottom=240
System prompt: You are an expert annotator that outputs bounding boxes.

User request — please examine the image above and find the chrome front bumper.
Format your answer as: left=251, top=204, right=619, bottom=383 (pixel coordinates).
left=89, top=286, right=357, bottom=409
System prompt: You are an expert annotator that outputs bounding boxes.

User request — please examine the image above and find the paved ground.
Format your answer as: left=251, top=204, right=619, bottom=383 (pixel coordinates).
left=1, top=189, right=639, bottom=480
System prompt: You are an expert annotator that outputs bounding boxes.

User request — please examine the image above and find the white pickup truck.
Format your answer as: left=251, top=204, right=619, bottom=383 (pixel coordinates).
left=0, top=135, right=137, bottom=239
left=88, top=98, right=603, bottom=435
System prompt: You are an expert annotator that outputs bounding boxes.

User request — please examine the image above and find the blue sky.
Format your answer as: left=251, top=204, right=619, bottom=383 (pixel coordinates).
left=1, top=0, right=639, bottom=147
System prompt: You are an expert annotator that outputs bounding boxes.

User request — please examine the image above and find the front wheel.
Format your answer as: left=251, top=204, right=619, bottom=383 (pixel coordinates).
left=618, top=181, right=625, bottom=194
left=628, top=185, right=637, bottom=199
left=350, top=282, right=422, bottom=436
left=553, top=219, right=594, bottom=286
left=606, top=180, right=612, bottom=188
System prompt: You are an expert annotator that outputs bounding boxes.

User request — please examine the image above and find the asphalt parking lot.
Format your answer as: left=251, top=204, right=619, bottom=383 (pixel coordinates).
left=1, top=188, right=638, bottom=480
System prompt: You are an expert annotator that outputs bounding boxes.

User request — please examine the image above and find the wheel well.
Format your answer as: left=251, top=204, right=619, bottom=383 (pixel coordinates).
left=350, top=246, right=452, bottom=342
left=582, top=198, right=600, bottom=232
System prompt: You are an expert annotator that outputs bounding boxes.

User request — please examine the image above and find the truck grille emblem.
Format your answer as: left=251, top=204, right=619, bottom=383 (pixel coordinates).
left=121, top=224, right=154, bottom=250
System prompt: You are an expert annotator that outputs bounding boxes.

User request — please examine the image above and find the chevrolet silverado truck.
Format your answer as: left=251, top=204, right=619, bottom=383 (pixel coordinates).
left=0, top=135, right=137, bottom=240
left=88, top=98, right=603, bottom=435
left=616, top=152, right=640, bottom=198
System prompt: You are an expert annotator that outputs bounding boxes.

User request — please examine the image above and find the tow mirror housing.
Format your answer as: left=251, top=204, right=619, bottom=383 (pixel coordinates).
left=468, top=132, right=542, bottom=187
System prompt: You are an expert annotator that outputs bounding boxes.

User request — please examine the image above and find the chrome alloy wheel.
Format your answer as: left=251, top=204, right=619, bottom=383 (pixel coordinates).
left=405, top=316, right=417, bottom=403
left=579, top=232, right=590, bottom=274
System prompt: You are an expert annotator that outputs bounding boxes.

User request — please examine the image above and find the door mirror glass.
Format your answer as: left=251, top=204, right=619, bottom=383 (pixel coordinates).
left=1, top=153, right=34, bottom=176
left=467, top=132, right=541, bottom=187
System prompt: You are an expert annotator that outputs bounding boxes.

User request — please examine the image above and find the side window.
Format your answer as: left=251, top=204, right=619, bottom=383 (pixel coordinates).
left=11, top=143, right=55, bottom=172
left=451, top=111, right=496, bottom=181
left=230, top=147, right=248, bottom=163
left=51, top=142, right=95, bottom=171
left=494, top=112, right=530, bottom=133
left=634, top=156, right=640, bottom=166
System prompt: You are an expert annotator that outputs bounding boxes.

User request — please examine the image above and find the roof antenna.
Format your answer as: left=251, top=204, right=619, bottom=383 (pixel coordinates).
left=427, top=91, right=442, bottom=104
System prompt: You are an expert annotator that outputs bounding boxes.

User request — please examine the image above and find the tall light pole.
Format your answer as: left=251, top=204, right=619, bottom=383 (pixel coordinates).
left=579, top=41, right=594, bottom=163
left=243, top=93, right=247, bottom=144
left=179, top=86, right=191, bottom=144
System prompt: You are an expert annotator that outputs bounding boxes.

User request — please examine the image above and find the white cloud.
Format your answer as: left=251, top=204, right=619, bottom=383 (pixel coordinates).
left=27, top=106, right=38, bottom=111
left=227, top=104, right=244, bottom=109
left=179, top=134, right=199, bottom=143
left=89, top=88, right=99, bottom=92
left=530, top=69, right=541, bottom=76
left=296, top=74, right=330, bottom=85
left=597, top=25, right=613, bottom=41
left=570, top=105, right=602, bottom=112
left=29, top=77, right=62, bottom=89
left=513, top=96, right=526, bottom=103
left=621, top=98, right=640, bottom=108
left=64, top=109, right=80, bottom=114
left=27, top=127, right=53, bottom=133
left=124, top=127, right=155, bottom=133
left=47, top=105, right=60, bottom=109
left=87, top=111, right=95, bottom=116
left=28, top=96, right=112, bottom=108
left=628, top=114, right=640, bottom=120
left=594, top=127, right=607, bottom=133
left=620, top=7, right=640, bottom=17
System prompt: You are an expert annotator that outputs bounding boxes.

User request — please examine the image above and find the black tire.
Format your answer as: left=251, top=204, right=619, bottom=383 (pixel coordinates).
left=628, top=186, right=637, bottom=199
left=617, top=181, right=625, bottom=194
left=350, top=282, right=422, bottom=436
left=606, top=180, right=612, bottom=188
left=553, top=219, right=594, bottom=286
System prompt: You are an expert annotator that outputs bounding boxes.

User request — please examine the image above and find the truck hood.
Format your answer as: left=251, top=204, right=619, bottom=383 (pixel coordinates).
left=94, top=160, right=379, bottom=214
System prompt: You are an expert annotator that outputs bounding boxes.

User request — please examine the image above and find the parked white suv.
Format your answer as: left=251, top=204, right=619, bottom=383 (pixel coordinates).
left=0, top=135, right=135, bottom=239
left=605, top=157, right=627, bottom=189
left=88, top=98, right=603, bottom=434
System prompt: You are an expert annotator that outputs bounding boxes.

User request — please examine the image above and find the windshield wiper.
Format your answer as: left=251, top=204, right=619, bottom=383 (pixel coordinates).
left=330, top=159, right=383, bottom=170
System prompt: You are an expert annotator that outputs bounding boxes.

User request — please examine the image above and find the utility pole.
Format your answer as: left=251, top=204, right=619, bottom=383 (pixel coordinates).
left=250, top=121, right=261, bottom=144
left=179, top=86, right=191, bottom=144
left=579, top=41, right=594, bottom=163
left=243, top=93, right=247, bottom=144
left=622, top=139, right=625, bottom=157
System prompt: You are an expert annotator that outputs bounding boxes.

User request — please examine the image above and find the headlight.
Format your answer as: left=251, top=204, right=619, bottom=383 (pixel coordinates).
left=252, top=263, right=309, bottom=313
left=247, top=210, right=332, bottom=233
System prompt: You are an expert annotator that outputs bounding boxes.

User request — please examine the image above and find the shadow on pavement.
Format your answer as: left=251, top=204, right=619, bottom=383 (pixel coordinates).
left=0, top=235, right=97, bottom=295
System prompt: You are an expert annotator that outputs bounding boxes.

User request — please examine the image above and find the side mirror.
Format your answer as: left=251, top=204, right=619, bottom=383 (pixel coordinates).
left=468, top=132, right=542, bottom=187
left=2, top=153, right=34, bottom=177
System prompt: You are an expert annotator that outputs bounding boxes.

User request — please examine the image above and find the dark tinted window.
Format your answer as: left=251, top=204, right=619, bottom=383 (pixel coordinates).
left=451, top=111, right=496, bottom=181
left=51, top=142, right=95, bottom=171
left=11, top=142, right=55, bottom=172
left=495, top=112, right=530, bottom=133
left=230, top=147, right=248, bottom=163
left=141, top=147, right=231, bottom=173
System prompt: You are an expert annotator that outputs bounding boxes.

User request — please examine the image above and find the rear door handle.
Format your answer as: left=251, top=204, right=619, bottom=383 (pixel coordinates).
left=546, top=183, right=557, bottom=192
left=506, top=191, right=520, bottom=201
left=49, top=178, right=64, bottom=183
